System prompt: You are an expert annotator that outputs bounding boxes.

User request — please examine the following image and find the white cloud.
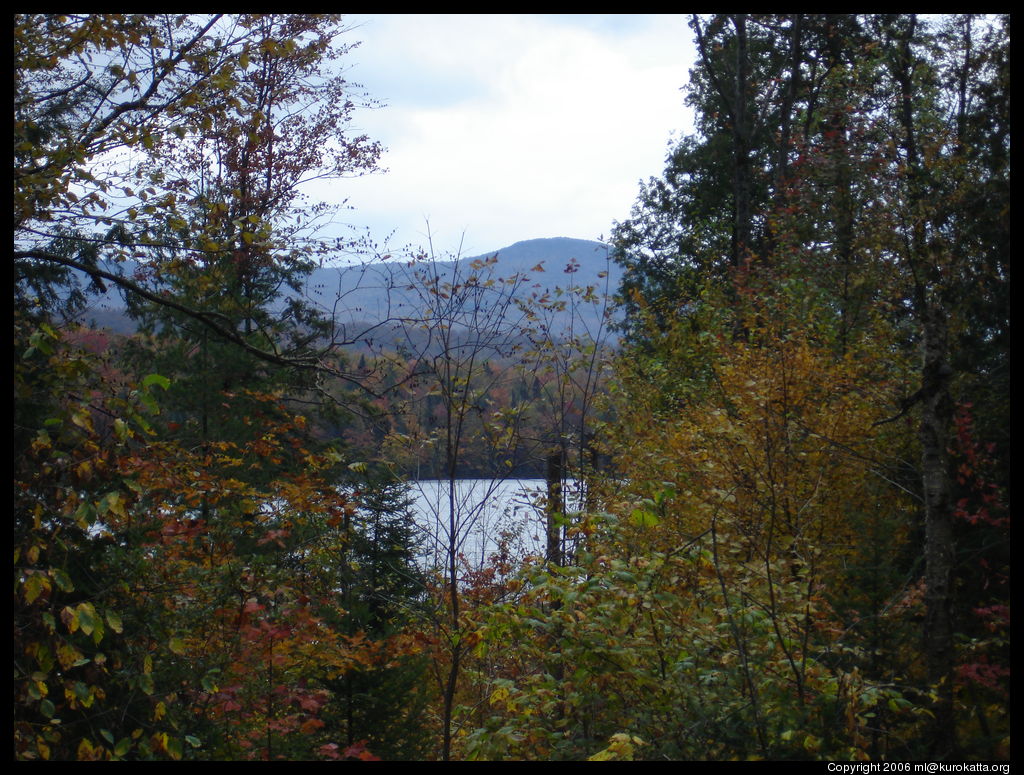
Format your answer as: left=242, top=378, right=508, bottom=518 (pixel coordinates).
left=313, top=14, right=696, bottom=258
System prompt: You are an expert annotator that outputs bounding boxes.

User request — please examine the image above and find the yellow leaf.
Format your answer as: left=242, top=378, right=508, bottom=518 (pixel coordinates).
left=61, top=606, right=79, bottom=634
left=77, top=737, right=99, bottom=760
left=105, top=609, right=123, bottom=634
left=71, top=409, right=94, bottom=433
left=23, top=573, right=50, bottom=605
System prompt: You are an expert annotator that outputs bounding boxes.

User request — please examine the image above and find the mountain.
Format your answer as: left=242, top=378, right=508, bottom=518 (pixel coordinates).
left=465, top=237, right=613, bottom=279
left=305, top=236, right=619, bottom=325
left=61, top=237, right=622, bottom=339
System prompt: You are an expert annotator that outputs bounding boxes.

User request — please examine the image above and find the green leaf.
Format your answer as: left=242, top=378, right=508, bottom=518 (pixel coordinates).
left=142, top=373, right=170, bottom=391
left=168, top=636, right=186, bottom=655
left=76, top=602, right=97, bottom=636
left=166, top=737, right=183, bottom=760
left=98, top=492, right=126, bottom=519
left=52, top=568, right=74, bottom=593
left=73, top=502, right=95, bottom=529
left=630, top=508, right=661, bottom=528
left=40, top=698, right=56, bottom=718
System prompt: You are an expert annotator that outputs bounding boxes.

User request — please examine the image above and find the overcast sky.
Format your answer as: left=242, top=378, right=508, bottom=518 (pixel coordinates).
left=314, top=14, right=697, bottom=260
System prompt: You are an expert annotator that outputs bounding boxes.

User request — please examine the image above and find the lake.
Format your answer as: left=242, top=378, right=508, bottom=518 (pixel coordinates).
left=408, top=478, right=581, bottom=570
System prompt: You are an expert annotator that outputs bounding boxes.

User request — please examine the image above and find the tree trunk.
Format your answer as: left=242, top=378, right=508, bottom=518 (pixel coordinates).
left=731, top=14, right=753, bottom=268
left=546, top=449, right=564, bottom=566
left=884, top=16, right=959, bottom=754
left=919, top=302, right=956, bottom=757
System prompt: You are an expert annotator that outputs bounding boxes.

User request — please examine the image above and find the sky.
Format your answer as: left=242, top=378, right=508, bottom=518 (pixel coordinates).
left=313, top=14, right=698, bottom=260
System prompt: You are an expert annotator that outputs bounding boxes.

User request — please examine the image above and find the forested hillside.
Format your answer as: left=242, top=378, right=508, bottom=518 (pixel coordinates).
left=15, top=14, right=1008, bottom=761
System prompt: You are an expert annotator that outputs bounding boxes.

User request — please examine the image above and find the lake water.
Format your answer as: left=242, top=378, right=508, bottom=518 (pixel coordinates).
left=408, top=478, right=580, bottom=570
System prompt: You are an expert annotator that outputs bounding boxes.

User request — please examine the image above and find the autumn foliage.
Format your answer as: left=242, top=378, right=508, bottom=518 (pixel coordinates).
left=14, top=13, right=1009, bottom=761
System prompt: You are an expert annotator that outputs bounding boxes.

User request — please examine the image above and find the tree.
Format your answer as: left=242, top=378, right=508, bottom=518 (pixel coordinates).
left=611, top=14, right=811, bottom=341
left=15, top=14, right=382, bottom=379
left=384, top=244, right=535, bottom=760
left=321, top=469, right=433, bottom=760
left=14, top=321, right=174, bottom=761
left=611, top=14, right=888, bottom=346
left=13, top=314, right=401, bottom=760
left=13, top=14, right=413, bottom=761
left=865, top=14, right=1010, bottom=756
left=596, top=12, right=1009, bottom=760
left=515, top=246, right=618, bottom=563
left=112, top=14, right=383, bottom=496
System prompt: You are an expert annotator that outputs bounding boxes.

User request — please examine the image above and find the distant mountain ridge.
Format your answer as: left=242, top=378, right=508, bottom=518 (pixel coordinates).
left=64, top=237, right=622, bottom=337
left=465, top=237, right=611, bottom=275
left=304, top=237, right=621, bottom=338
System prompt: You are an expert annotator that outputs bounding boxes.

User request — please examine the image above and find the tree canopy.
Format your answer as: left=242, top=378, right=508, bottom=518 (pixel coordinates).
left=14, top=13, right=1009, bottom=762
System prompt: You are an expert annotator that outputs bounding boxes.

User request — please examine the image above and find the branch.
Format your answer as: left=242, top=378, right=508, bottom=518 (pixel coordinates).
left=691, top=15, right=737, bottom=127
left=15, top=248, right=382, bottom=396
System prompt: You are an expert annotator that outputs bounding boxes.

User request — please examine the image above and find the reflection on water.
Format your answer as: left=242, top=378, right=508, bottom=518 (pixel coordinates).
left=408, top=478, right=580, bottom=570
